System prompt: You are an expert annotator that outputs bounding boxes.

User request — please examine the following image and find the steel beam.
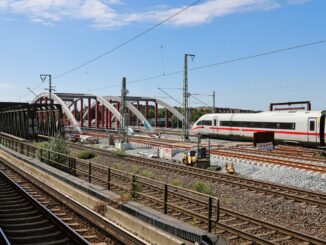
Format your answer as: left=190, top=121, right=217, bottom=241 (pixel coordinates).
left=88, top=98, right=91, bottom=128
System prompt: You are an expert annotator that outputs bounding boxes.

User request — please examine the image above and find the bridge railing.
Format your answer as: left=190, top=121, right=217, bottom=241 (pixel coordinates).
left=0, top=134, right=219, bottom=232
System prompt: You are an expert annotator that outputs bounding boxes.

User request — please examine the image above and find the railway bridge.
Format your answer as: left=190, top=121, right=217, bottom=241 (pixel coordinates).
left=33, top=92, right=184, bottom=133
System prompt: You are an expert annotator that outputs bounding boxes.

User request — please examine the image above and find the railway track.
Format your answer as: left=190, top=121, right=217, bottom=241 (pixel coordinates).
left=0, top=160, right=148, bottom=245
left=0, top=167, right=89, bottom=245
left=111, top=174, right=326, bottom=244
left=83, top=161, right=326, bottom=244
left=68, top=142, right=326, bottom=209
left=227, top=147, right=326, bottom=165
left=84, top=130, right=218, bottom=149
left=211, top=149, right=326, bottom=174
left=1, top=136, right=326, bottom=244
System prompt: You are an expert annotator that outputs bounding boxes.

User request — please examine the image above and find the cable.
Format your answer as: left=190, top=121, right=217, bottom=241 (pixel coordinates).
left=86, top=39, right=326, bottom=92
left=20, top=0, right=201, bottom=101
left=189, top=40, right=326, bottom=72
left=53, top=0, right=202, bottom=80
left=191, top=94, right=211, bottom=107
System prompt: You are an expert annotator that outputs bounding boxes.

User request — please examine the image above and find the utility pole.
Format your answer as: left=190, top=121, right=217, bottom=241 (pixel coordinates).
left=40, top=74, right=53, bottom=103
left=120, top=77, right=128, bottom=142
left=212, top=90, right=216, bottom=113
left=183, top=54, right=195, bottom=141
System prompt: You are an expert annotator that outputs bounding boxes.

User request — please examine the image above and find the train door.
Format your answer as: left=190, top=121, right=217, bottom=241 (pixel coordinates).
left=307, top=118, right=318, bottom=143
left=321, top=114, right=325, bottom=146
left=213, top=117, right=218, bottom=134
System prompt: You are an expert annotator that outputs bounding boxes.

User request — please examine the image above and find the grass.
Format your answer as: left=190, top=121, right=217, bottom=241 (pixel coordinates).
left=112, top=162, right=122, bottom=170
left=111, top=150, right=126, bottom=158
left=119, top=193, right=132, bottom=202
left=93, top=202, right=107, bottom=216
left=192, top=181, right=213, bottom=195
left=139, top=169, right=155, bottom=179
left=76, top=150, right=96, bottom=160
left=130, top=164, right=140, bottom=174
left=170, top=178, right=182, bottom=186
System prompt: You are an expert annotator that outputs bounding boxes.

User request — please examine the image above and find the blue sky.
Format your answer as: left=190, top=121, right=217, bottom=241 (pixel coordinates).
left=0, top=0, right=325, bottom=110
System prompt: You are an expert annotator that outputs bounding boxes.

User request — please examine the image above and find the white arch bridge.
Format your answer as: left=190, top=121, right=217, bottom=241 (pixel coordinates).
left=33, top=92, right=184, bottom=133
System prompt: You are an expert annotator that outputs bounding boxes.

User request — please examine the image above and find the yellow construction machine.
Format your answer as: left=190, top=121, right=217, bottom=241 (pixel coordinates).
left=182, top=147, right=210, bottom=168
left=182, top=150, right=198, bottom=166
left=225, top=163, right=235, bottom=174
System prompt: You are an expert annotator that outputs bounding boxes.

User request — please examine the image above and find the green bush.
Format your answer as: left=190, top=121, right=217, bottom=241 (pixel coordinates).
left=111, top=150, right=126, bottom=158
left=140, top=169, right=155, bottom=179
left=76, top=151, right=96, bottom=160
left=170, top=178, right=182, bottom=186
left=112, top=163, right=122, bottom=170
left=130, top=164, right=140, bottom=174
left=192, top=181, right=213, bottom=195
left=35, top=138, right=69, bottom=165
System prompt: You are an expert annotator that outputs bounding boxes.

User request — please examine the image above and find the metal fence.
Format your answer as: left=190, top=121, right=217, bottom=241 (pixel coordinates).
left=0, top=135, right=219, bottom=232
left=0, top=103, right=64, bottom=140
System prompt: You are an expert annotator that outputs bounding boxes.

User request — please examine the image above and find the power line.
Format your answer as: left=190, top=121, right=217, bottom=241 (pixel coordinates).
left=189, top=40, right=326, bottom=72
left=190, top=94, right=210, bottom=107
left=53, top=0, right=202, bottom=80
left=86, top=39, right=326, bottom=92
left=20, top=0, right=201, bottom=100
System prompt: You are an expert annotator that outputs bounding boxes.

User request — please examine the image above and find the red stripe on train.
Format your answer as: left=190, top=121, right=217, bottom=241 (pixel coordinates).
left=192, top=126, right=321, bottom=136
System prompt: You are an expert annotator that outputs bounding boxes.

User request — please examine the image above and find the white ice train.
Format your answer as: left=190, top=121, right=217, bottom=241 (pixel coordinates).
left=191, top=110, right=326, bottom=147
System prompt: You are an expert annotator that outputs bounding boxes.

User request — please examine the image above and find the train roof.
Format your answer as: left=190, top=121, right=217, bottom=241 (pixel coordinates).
left=196, top=111, right=326, bottom=122
left=204, top=110, right=324, bottom=116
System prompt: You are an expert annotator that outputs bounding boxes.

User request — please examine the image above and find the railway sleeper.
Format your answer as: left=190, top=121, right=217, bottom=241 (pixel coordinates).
left=230, top=221, right=250, bottom=227
left=0, top=210, right=38, bottom=219
left=0, top=219, right=48, bottom=229
left=75, top=228, right=89, bottom=233
left=241, top=226, right=263, bottom=232
left=83, top=234, right=98, bottom=240
left=0, top=214, right=44, bottom=224
left=4, top=224, right=57, bottom=236
left=256, top=230, right=276, bottom=237
left=220, top=217, right=237, bottom=222
left=61, top=217, right=73, bottom=222
left=7, top=230, right=64, bottom=243
left=226, top=235, right=239, bottom=240
left=269, top=235, right=293, bottom=243
left=0, top=205, right=34, bottom=214
left=67, top=222, right=80, bottom=227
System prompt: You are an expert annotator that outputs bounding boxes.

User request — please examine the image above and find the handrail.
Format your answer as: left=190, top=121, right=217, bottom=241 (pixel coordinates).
left=0, top=135, right=220, bottom=232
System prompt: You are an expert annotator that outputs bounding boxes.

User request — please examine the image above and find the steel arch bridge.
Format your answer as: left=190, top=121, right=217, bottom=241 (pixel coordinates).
left=33, top=92, right=184, bottom=133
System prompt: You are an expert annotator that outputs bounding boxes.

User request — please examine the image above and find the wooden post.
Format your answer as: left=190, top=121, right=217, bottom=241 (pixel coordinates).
left=208, top=197, right=212, bottom=232
left=89, top=162, right=92, bottom=183
left=164, top=184, right=168, bottom=214
left=107, top=168, right=111, bottom=190
left=131, top=175, right=136, bottom=198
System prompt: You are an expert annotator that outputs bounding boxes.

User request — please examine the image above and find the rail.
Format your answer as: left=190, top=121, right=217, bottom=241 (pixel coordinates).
left=0, top=228, right=10, bottom=245
left=0, top=170, right=89, bottom=245
left=0, top=135, right=219, bottom=232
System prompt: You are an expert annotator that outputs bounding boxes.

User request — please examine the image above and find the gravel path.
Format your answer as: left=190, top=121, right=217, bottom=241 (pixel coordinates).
left=70, top=146, right=326, bottom=240
left=211, top=155, right=326, bottom=193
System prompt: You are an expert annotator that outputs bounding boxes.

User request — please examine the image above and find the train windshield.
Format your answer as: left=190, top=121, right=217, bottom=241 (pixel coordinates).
left=321, top=113, right=325, bottom=146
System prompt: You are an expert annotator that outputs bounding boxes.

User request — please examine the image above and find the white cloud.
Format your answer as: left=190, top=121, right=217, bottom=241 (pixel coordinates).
left=0, top=83, right=17, bottom=89
left=0, top=0, right=311, bottom=28
left=287, top=0, right=311, bottom=5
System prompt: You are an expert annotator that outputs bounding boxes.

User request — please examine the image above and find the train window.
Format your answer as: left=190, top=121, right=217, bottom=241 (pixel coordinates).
left=220, top=121, right=296, bottom=130
left=202, top=120, right=212, bottom=126
left=309, top=121, right=315, bottom=131
left=214, top=119, right=217, bottom=126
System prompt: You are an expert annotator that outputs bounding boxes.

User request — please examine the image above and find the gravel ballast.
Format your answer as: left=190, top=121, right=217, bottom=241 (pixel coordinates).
left=70, top=144, right=326, bottom=240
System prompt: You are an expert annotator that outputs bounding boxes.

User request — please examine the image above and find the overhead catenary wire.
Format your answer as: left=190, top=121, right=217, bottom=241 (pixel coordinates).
left=86, top=39, right=326, bottom=92
left=190, top=94, right=211, bottom=107
left=20, top=0, right=202, bottom=100
left=53, top=0, right=202, bottom=80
